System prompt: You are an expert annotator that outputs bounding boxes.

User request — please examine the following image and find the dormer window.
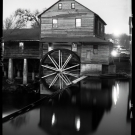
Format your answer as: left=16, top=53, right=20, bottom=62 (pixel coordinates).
left=58, top=3, right=62, bottom=10
left=71, top=3, right=75, bottom=9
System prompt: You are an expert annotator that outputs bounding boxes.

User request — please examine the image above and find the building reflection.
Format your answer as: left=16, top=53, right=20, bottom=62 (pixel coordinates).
left=127, top=79, right=132, bottom=122
left=10, top=113, right=30, bottom=129
left=38, top=78, right=114, bottom=135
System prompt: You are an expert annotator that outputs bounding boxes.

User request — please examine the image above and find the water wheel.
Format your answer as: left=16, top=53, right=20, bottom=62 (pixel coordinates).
left=40, top=49, right=80, bottom=92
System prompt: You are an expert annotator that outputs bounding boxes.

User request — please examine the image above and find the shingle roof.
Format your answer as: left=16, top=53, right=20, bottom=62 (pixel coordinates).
left=3, top=28, right=40, bottom=41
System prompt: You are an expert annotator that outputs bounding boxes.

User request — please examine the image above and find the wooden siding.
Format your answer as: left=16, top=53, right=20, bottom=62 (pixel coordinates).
left=3, top=41, right=40, bottom=59
left=94, top=16, right=105, bottom=39
left=40, top=0, right=94, bottom=38
left=81, top=44, right=109, bottom=65
left=81, top=64, right=102, bottom=76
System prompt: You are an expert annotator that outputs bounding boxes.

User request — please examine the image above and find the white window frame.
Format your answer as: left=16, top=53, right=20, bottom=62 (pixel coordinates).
left=48, top=44, right=53, bottom=52
left=71, top=3, right=75, bottom=9
left=53, top=19, right=58, bottom=28
left=19, top=42, right=24, bottom=52
left=76, top=19, right=81, bottom=27
left=72, top=43, right=77, bottom=52
left=58, top=3, right=62, bottom=10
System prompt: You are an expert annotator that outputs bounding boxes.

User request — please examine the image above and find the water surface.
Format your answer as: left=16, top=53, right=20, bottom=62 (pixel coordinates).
left=2, top=78, right=132, bottom=135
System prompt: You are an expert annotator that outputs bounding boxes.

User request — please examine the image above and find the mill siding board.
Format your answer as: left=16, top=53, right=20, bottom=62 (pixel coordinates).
left=81, top=45, right=109, bottom=65
left=40, top=0, right=95, bottom=38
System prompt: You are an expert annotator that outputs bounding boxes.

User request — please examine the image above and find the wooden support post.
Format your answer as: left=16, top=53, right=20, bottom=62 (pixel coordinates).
left=32, top=71, right=35, bottom=81
left=23, top=59, right=28, bottom=84
left=8, top=58, right=13, bottom=80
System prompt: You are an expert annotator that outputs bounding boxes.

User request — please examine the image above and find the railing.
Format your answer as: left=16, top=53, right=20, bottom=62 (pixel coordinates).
left=3, top=49, right=40, bottom=58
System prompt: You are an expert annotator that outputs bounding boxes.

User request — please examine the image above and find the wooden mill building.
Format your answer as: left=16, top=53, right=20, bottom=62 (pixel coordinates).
left=2, top=0, right=113, bottom=91
left=38, top=0, right=113, bottom=78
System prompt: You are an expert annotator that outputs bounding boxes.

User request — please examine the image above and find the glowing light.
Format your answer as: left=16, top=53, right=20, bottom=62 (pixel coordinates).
left=112, top=83, right=119, bottom=105
left=75, top=116, right=81, bottom=131
left=117, top=45, right=120, bottom=48
left=113, top=30, right=121, bottom=36
left=111, top=50, right=117, bottom=57
left=52, top=113, right=56, bottom=126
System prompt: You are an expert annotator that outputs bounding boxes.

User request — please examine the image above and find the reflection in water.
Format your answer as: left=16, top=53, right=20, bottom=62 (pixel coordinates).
left=75, top=116, right=81, bottom=131
left=38, top=78, right=114, bottom=135
left=2, top=78, right=131, bottom=135
left=10, top=113, right=30, bottom=129
left=52, top=113, right=56, bottom=126
left=127, top=79, right=132, bottom=122
left=112, top=83, right=119, bottom=105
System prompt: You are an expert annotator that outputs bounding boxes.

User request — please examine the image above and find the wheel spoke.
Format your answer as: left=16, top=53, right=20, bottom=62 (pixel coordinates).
left=62, top=74, right=72, bottom=85
left=51, top=57, right=59, bottom=68
left=59, top=77, right=61, bottom=89
left=48, top=55, right=59, bottom=69
left=60, top=73, right=70, bottom=85
left=59, top=50, right=61, bottom=69
left=41, top=72, right=57, bottom=78
left=41, top=65, right=58, bottom=71
left=58, top=74, right=68, bottom=86
left=66, top=69, right=80, bottom=72
left=49, top=74, right=59, bottom=88
left=63, top=64, right=80, bottom=71
left=63, top=71, right=79, bottom=78
left=61, top=51, right=62, bottom=68
left=61, top=54, right=72, bottom=69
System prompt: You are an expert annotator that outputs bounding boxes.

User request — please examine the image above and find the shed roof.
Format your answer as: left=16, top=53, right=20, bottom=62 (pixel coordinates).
left=40, top=36, right=112, bottom=45
left=3, top=28, right=40, bottom=42
left=3, top=28, right=112, bottom=45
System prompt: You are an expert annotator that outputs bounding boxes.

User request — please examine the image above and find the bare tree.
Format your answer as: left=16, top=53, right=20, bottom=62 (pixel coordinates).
left=3, top=8, right=42, bottom=29
left=14, top=8, right=40, bottom=28
left=3, top=14, right=27, bottom=29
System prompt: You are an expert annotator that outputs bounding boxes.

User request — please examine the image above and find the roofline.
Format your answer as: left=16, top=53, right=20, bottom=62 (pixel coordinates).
left=38, top=0, right=61, bottom=18
left=3, top=40, right=40, bottom=42
left=38, top=0, right=107, bottom=25
left=74, top=0, right=107, bottom=25
left=94, top=14, right=107, bottom=25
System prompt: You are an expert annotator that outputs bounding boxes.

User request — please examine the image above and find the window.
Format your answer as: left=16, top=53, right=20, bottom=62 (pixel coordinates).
left=19, top=42, right=24, bottom=52
left=2, top=43, right=4, bottom=54
left=48, top=43, right=53, bottom=52
left=53, top=19, right=57, bottom=28
left=58, top=3, right=62, bottom=10
left=71, top=3, right=75, bottom=9
left=72, top=43, right=77, bottom=52
left=93, top=45, right=98, bottom=54
left=76, top=19, right=81, bottom=27
left=86, top=50, right=91, bottom=59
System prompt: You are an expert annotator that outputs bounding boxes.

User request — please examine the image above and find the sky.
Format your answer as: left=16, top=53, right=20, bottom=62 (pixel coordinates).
left=3, top=0, right=132, bottom=34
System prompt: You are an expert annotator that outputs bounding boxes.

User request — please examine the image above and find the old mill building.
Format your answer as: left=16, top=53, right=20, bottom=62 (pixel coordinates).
left=2, top=0, right=114, bottom=92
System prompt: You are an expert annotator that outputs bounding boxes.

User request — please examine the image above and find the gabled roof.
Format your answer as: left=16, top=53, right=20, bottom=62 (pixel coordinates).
left=3, top=28, right=40, bottom=41
left=38, top=0, right=106, bottom=25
